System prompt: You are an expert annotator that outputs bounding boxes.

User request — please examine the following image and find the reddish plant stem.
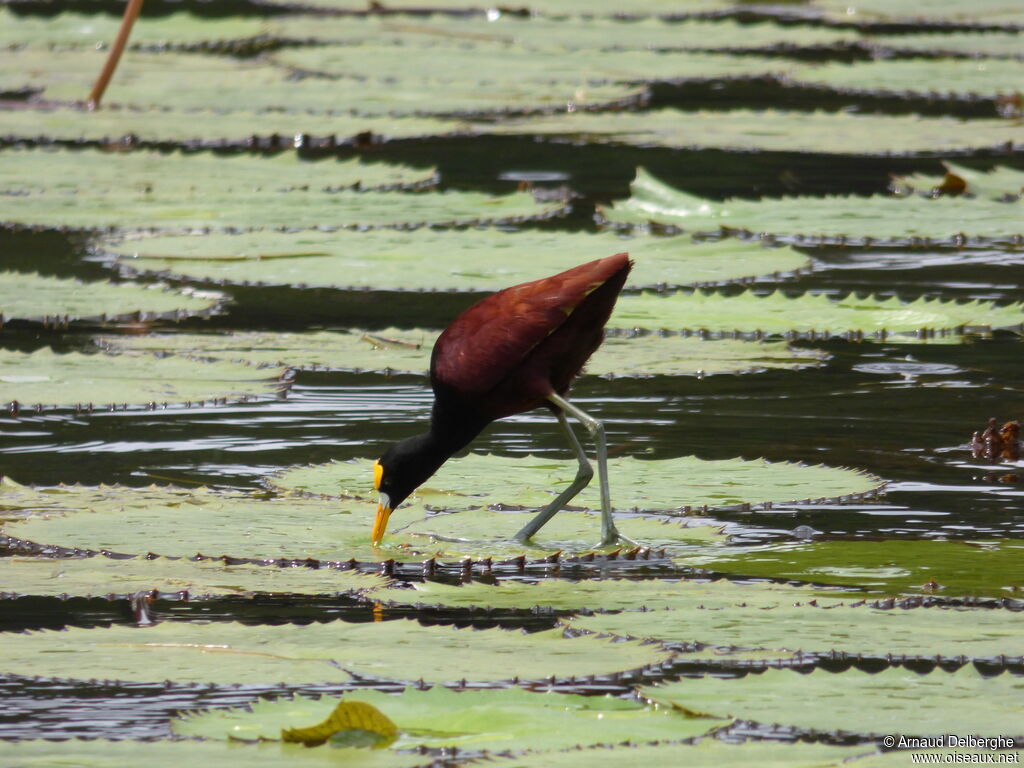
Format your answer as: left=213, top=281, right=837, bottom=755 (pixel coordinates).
left=86, top=0, right=145, bottom=109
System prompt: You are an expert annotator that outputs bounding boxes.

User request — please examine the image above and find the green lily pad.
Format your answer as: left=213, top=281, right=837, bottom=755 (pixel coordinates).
left=103, top=230, right=809, bottom=290
left=0, top=348, right=285, bottom=409
left=871, top=31, right=1024, bottom=59
left=0, top=271, right=221, bottom=325
left=891, top=163, right=1024, bottom=199
left=0, top=555, right=389, bottom=599
left=811, top=0, right=1024, bottom=26
left=269, top=455, right=885, bottom=515
left=0, top=482, right=718, bottom=561
left=610, top=290, right=1024, bottom=338
left=790, top=58, right=1024, bottom=100
left=272, top=45, right=784, bottom=87
left=674, top=539, right=1024, bottom=599
left=0, top=147, right=436, bottom=195
left=173, top=687, right=717, bottom=750
left=0, top=147, right=550, bottom=232
left=483, top=741, right=877, bottom=768
left=0, top=104, right=464, bottom=146
left=0, top=740, right=432, bottom=768
left=4, top=49, right=648, bottom=116
left=95, top=329, right=828, bottom=377
left=603, top=169, right=1024, bottom=244
left=0, top=619, right=671, bottom=684
left=572, top=601, right=1024, bottom=661
left=481, top=109, right=1024, bottom=155
left=377, top=577, right=847, bottom=612
left=642, top=667, right=1024, bottom=738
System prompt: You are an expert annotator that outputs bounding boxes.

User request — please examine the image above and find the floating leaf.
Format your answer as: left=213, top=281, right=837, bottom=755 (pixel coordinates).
left=0, top=148, right=549, bottom=232
left=674, top=539, right=1024, bottom=599
left=0, top=619, right=671, bottom=684
left=0, top=271, right=220, bottom=325
left=0, top=555, right=389, bottom=599
left=103, top=230, right=809, bottom=291
left=174, top=687, right=717, bottom=750
left=603, top=169, right=1024, bottom=244
left=270, top=455, right=884, bottom=515
left=4, top=49, right=648, bottom=116
left=281, top=700, right=397, bottom=748
left=811, top=0, right=1024, bottom=26
left=642, top=667, right=1024, bottom=738
left=0, top=740, right=430, bottom=768
left=480, top=108, right=1024, bottom=155
left=610, top=289, right=1024, bottom=338
left=0, top=348, right=285, bottom=409
left=480, top=741, right=876, bottom=768
left=376, top=577, right=845, bottom=612
left=96, top=329, right=828, bottom=377
left=870, top=31, right=1024, bottom=59
left=0, top=105, right=463, bottom=146
left=572, top=600, right=1024, bottom=661
left=272, top=45, right=784, bottom=87
left=791, top=57, right=1024, bottom=100
left=891, top=163, right=1024, bottom=199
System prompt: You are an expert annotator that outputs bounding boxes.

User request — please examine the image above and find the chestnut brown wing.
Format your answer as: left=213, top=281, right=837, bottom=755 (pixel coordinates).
left=430, top=253, right=630, bottom=398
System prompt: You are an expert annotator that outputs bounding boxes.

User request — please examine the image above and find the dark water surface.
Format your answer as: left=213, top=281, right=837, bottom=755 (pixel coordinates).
left=1, top=140, right=1022, bottom=741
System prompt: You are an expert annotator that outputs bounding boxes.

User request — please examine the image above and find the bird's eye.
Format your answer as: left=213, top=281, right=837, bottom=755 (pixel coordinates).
left=373, top=460, right=383, bottom=490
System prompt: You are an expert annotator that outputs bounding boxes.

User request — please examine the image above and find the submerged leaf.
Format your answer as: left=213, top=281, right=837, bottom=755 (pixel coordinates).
left=0, top=271, right=220, bottom=324
left=96, top=329, right=828, bottom=377
left=0, top=348, right=284, bottom=409
left=174, top=687, right=717, bottom=750
left=103, top=230, right=809, bottom=291
left=642, top=667, right=1024, bottom=737
left=281, top=700, right=397, bottom=748
left=0, top=619, right=671, bottom=684
left=610, top=289, right=1024, bottom=338
left=603, top=168, right=1024, bottom=244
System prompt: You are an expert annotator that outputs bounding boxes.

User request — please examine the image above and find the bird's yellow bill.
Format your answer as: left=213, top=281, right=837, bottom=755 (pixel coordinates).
left=372, top=494, right=392, bottom=545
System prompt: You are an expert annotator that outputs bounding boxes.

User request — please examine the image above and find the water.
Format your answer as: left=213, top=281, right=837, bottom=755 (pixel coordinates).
left=1, top=125, right=1022, bottom=743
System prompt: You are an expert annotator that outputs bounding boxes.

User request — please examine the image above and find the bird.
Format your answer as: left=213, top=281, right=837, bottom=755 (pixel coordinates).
left=372, top=252, right=633, bottom=547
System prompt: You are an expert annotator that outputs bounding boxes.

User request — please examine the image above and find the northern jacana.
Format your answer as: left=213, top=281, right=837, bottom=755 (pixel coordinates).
left=372, top=253, right=632, bottom=546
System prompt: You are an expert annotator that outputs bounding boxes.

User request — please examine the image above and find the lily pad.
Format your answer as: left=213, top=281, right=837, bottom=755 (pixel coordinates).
left=871, top=31, right=1024, bottom=60
left=571, top=601, right=1024, bottom=661
left=642, top=667, right=1024, bottom=738
left=0, top=482, right=719, bottom=561
left=0, top=555, right=389, bottom=599
left=173, top=687, right=717, bottom=750
left=0, top=348, right=286, bottom=409
left=4, top=49, right=648, bottom=116
left=0, top=104, right=464, bottom=146
left=483, top=741, right=877, bottom=768
left=95, top=329, right=828, bottom=377
left=0, top=147, right=437, bottom=195
left=891, top=163, right=1024, bottom=199
left=811, top=0, right=1024, bottom=26
left=603, top=169, right=1024, bottom=244
left=790, top=58, right=1024, bottom=100
left=376, top=577, right=846, bottom=612
left=102, top=230, right=810, bottom=291
left=0, top=619, right=671, bottom=684
left=0, top=740, right=432, bottom=768
left=269, top=455, right=885, bottom=515
left=0, top=271, right=220, bottom=325
left=0, top=147, right=549, bottom=232
left=610, top=290, right=1024, bottom=338
left=481, top=109, right=1024, bottom=155
left=674, top=539, right=1024, bottom=599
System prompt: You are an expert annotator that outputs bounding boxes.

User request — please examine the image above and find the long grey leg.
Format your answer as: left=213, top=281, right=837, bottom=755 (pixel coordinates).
left=513, top=392, right=626, bottom=546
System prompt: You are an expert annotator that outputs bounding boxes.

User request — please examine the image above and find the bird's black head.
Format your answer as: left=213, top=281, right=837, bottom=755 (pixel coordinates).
left=372, top=434, right=447, bottom=544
